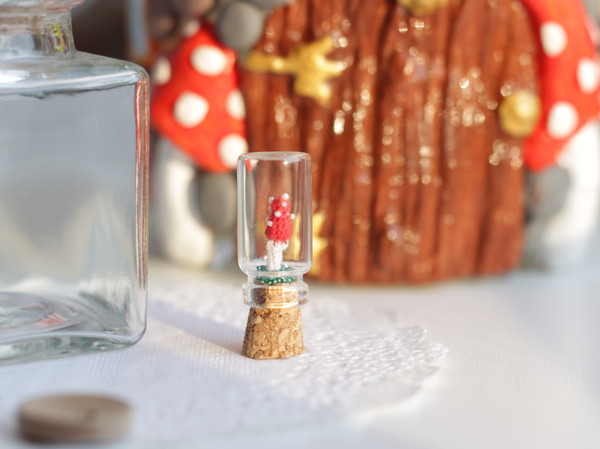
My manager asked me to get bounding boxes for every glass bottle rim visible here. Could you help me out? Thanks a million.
[0,0,84,11]
[239,151,311,162]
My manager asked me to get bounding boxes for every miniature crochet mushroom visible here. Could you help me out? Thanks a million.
[518,0,600,171]
[265,193,295,271]
[150,24,247,172]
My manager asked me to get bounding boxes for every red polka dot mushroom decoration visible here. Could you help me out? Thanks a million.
[517,0,600,171]
[150,24,247,172]
[265,193,295,271]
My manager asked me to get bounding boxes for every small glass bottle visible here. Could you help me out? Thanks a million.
[238,152,311,359]
[0,0,148,363]
[237,152,311,308]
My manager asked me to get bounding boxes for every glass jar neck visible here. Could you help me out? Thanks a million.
[0,9,75,57]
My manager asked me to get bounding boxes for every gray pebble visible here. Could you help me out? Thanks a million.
[182,0,216,16]
[525,165,571,221]
[217,1,266,53]
[248,0,293,10]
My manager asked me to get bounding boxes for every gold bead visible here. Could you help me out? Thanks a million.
[397,0,450,16]
[498,89,541,138]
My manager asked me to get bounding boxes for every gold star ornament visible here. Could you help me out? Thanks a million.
[244,36,347,105]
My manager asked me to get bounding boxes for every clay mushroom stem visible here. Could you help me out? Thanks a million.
[265,193,295,271]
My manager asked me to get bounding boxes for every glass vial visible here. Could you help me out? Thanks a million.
[0,0,149,363]
[237,152,311,308]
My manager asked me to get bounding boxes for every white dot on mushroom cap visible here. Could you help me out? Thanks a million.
[152,57,171,85]
[173,92,209,128]
[218,134,248,169]
[281,201,287,207]
[540,22,567,57]
[181,20,200,38]
[275,211,282,217]
[267,220,273,226]
[547,102,579,138]
[191,46,228,76]
[282,193,289,200]
[227,90,246,119]
[577,58,600,93]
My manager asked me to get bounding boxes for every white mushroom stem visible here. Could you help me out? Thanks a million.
[266,240,288,271]
[524,121,600,268]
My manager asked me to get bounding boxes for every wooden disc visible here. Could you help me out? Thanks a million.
[19,395,131,443]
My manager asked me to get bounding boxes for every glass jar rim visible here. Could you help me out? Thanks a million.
[0,0,84,11]
[239,151,311,162]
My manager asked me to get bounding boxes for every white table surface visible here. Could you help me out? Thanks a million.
[2,238,600,449]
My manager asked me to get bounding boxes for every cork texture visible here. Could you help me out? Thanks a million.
[242,307,304,359]
[252,285,299,308]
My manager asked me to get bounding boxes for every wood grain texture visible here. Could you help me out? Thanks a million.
[241,0,538,283]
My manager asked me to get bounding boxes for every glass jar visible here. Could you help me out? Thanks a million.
[0,0,148,363]
[237,152,312,308]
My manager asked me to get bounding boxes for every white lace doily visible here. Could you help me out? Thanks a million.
[145,278,448,438]
[1,277,447,442]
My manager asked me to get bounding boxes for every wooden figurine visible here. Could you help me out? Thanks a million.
[139,0,600,280]
[239,0,600,281]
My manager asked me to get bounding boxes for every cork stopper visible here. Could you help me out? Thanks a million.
[242,286,304,359]
[251,284,299,308]
[241,307,304,359]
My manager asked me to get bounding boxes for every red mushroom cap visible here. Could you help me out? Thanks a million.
[520,0,600,171]
[150,23,247,172]
[265,195,293,243]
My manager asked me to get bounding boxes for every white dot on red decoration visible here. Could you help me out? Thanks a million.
[181,20,200,37]
[191,46,228,76]
[218,134,248,168]
[173,92,209,128]
[577,58,600,93]
[547,102,579,138]
[152,57,171,85]
[281,201,287,207]
[275,211,282,217]
[540,22,567,57]
[267,220,273,226]
[226,90,246,119]
[282,193,289,200]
